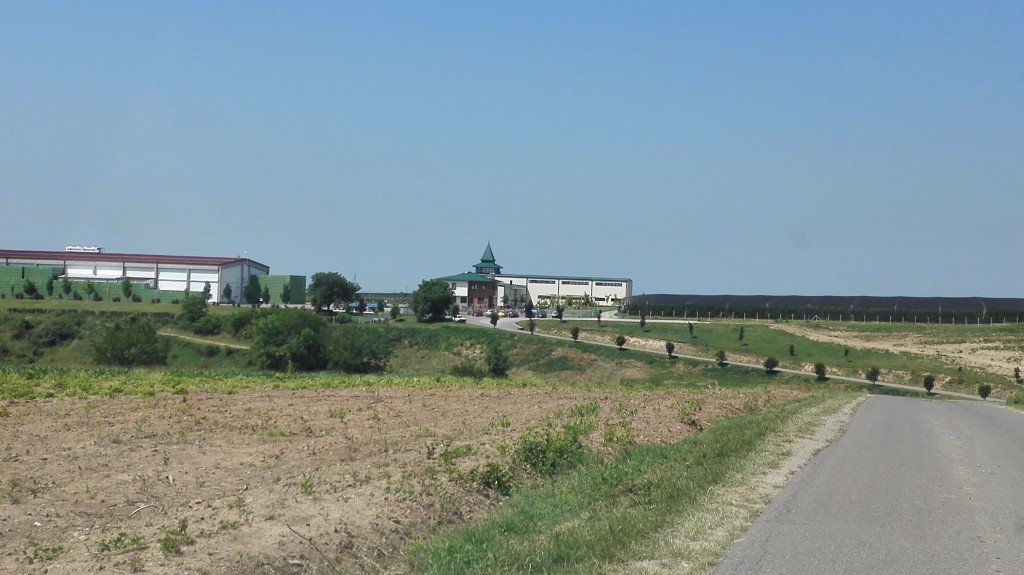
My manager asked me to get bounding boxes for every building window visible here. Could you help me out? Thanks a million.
[451,282,457,289]
[528,279,556,284]
[595,281,623,287]
[461,297,467,303]
[561,280,588,285]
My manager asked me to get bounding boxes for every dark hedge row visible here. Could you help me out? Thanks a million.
[624,294,1024,323]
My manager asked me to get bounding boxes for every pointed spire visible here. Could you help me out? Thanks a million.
[473,242,502,275]
[480,242,496,264]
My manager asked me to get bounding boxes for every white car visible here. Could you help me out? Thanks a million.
[451,315,467,323]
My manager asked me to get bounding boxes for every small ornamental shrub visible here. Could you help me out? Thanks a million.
[570,326,580,342]
[923,374,936,394]
[866,367,881,385]
[666,341,675,358]
[763,357,779,373]
[715,349,727,366]
[615,335,627,350]
[814,363,827,381]
[978,383,992,400]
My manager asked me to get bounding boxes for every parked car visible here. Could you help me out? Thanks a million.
[497,309,508,318]
[471,309,484,317]
[507,310,519,318]
[534,309,548,318]
[484,309,496,317]
[451,315,466,323]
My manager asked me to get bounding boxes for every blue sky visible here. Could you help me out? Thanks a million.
[2,2,1021,297]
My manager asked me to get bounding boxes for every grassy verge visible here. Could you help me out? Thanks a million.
[533,320,1014,396]
[406,391,858,574]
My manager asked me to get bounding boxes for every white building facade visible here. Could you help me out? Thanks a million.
[0,249,269,302]
[495,273,633,306]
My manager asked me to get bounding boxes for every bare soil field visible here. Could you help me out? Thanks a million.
[769,324,1024,378]
[0,385,794,574]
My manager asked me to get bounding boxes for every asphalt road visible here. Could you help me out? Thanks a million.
[713,396,1024,575]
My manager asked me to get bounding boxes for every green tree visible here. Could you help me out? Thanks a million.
[814,363,828,381]
[411,279,455,322]
[528,319,536,334]
[308,272,360,312]
[91,316,169,366]
[490,312,499,328]
[738,326,745,344]
[121,277,133,299]
[570,326,580,342]
[666,341,675,358]
[261,285,271,306]
[202,281,212,302]
[596,309,602,326]
[716,350,727,366]
[222,283,233,303]
[23,279,38,297]
[486,345,510,377]
[615,335,627,350]
[555,305,565,322]
[179,292,208,326]
[45,276,55,297]
[243,275,262,306]
[978,383,992,400]
[639,313,647,329]
[389,305,401,321]
[82,280,96,296]
[249,309,329,371]
[788,344,795,356]
[923,374,935,394]
[865,366,881,385]
[450,303,461,318]
[281,284,292,305]
[763,356,780,373]
[687,322,694,338]
[62,278,73,296]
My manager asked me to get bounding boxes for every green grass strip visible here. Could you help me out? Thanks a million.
[407,393,844,574]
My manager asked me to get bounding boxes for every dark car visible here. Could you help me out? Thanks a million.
[534,309,548,318]
[471,309,484,317]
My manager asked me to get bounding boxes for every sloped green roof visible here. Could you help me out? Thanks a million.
[437,272,496,283]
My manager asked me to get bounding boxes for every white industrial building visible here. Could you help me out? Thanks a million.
[0,248,269,302]
[496,273,633,305]
[459,243,633,307]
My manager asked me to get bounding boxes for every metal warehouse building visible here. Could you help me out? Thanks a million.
[0,248,302,304]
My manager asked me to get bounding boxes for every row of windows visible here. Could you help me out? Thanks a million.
[528,279,556,284]
[561,280,589,285]
[595,281,623,287]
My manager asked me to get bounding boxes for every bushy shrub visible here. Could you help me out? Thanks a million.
[31,315,82,347]
[763,357,780,373]
[978,383,992,400]
[192,315,222,336]
[486,345,510,377]
[72,292,83,301]
[329,325,394,374]
[249,309,330,371]
[92,316,169,366]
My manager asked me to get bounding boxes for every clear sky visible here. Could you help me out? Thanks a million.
[2,2,1021,297]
